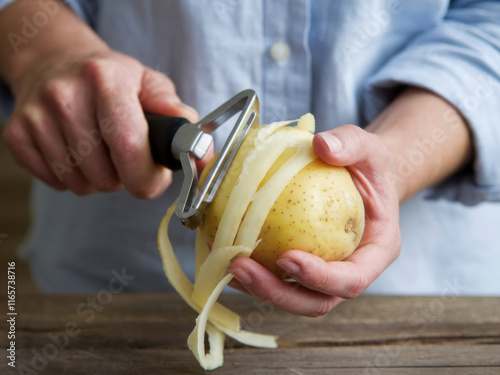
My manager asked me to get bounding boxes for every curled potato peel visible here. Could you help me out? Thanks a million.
[157,114,365,370]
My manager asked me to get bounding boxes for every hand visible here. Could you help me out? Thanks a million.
[228,125,401,317]
[2,48,199,198]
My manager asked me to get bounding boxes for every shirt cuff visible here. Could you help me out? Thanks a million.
[362,24,500,205]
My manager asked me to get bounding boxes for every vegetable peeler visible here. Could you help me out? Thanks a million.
[147,89,259,230]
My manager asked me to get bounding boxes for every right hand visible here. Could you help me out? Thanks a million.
[2,48,199,198]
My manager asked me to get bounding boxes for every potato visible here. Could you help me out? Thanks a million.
[251,159,364,277]
[158,115,365,369]
[199,119,365,278]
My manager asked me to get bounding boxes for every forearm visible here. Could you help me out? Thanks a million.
[366,87,473,202]
[0,0,108,92]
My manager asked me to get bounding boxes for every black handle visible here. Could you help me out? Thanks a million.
[146,113,190,171]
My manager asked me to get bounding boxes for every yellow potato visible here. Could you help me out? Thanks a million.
[159,115,365,370]
[199,122,365,278]
[251,158,364,277]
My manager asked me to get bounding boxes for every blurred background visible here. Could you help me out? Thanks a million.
[0,122,39,298]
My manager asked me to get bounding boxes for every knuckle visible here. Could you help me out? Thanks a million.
[22,103,49,134]
[346,124,366,148]
[313,271,331,293]
[308,298,336,318]
[298,257,331,292]
[112,132,143,161]
[3,120,27,151]
[41,79,75,109]
[128,172,172,199]
[344,274,368,299]
[125,166,171,199]
[265,287,288,308]
[337,124,366,150]
[340,123,363,137]
[93,173,120,192]
[143,68,175,92]
[82,58,118,94]
[71,185,95,196]
[129,184,162,200]
[343,123,362,133]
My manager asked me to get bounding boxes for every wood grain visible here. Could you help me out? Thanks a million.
[1,293,499,374]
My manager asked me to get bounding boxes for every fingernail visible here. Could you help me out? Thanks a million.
[229,268,253,286]
[320,133,342,153]
[276,259,300,275]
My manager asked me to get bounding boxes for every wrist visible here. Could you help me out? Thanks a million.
[8,44,109,95]
[371,131,411,203]
[0,0,108,94]
[365,87,472,203]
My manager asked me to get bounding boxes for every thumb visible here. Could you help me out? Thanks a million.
[195,140,214,174]
[313,124,384,169]
[139,68,199,123]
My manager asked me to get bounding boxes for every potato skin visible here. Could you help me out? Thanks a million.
[250,159,364,278]
[199,132,365,279]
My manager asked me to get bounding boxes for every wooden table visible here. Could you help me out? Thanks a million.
[3,293,500,374]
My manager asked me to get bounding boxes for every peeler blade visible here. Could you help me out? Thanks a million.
[175,89,259,230]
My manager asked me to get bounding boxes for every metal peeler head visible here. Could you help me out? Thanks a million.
[173,89,259,230]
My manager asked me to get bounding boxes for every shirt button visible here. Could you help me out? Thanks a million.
[270,40,291,64]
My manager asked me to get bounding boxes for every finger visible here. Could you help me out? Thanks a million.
[19,105,95,194]
[139,68,199,123]
[3,118,66,190]
[277,239,400,300]
[313,124,388,169]
[140,67,207,171]
[85,59,171,199]
[229,257,343,317]
[43,78,122,192]
[140,68,209,181]
[196,140,214,172]
[227,278,251,295]
[313,125,398,212]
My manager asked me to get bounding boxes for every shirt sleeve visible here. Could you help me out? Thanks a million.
[0,0,100,123]
[64,0,101,29]
[0,0,13,11]
[362,0,500,206]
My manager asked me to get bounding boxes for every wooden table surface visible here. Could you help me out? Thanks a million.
[2,293,499,374]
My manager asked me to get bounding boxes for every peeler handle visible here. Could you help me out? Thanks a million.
[146,113,189,171]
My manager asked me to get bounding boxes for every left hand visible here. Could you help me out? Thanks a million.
[228,124,401,317]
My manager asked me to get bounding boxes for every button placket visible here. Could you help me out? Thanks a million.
[270,39,291,65]
[262,0,312,124]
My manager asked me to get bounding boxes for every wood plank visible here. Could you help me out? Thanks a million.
[2,294,499,373]
[9,346,500,374]
[11,294,500,344]
[12,294,500,325]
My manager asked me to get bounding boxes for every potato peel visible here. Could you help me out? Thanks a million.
[157,203,240,331]
[157,114,358,370]
[235,146,316,248]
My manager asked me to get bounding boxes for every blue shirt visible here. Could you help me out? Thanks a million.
[1,0,500,295]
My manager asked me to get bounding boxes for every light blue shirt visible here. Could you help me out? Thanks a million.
[1,0,499,295]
